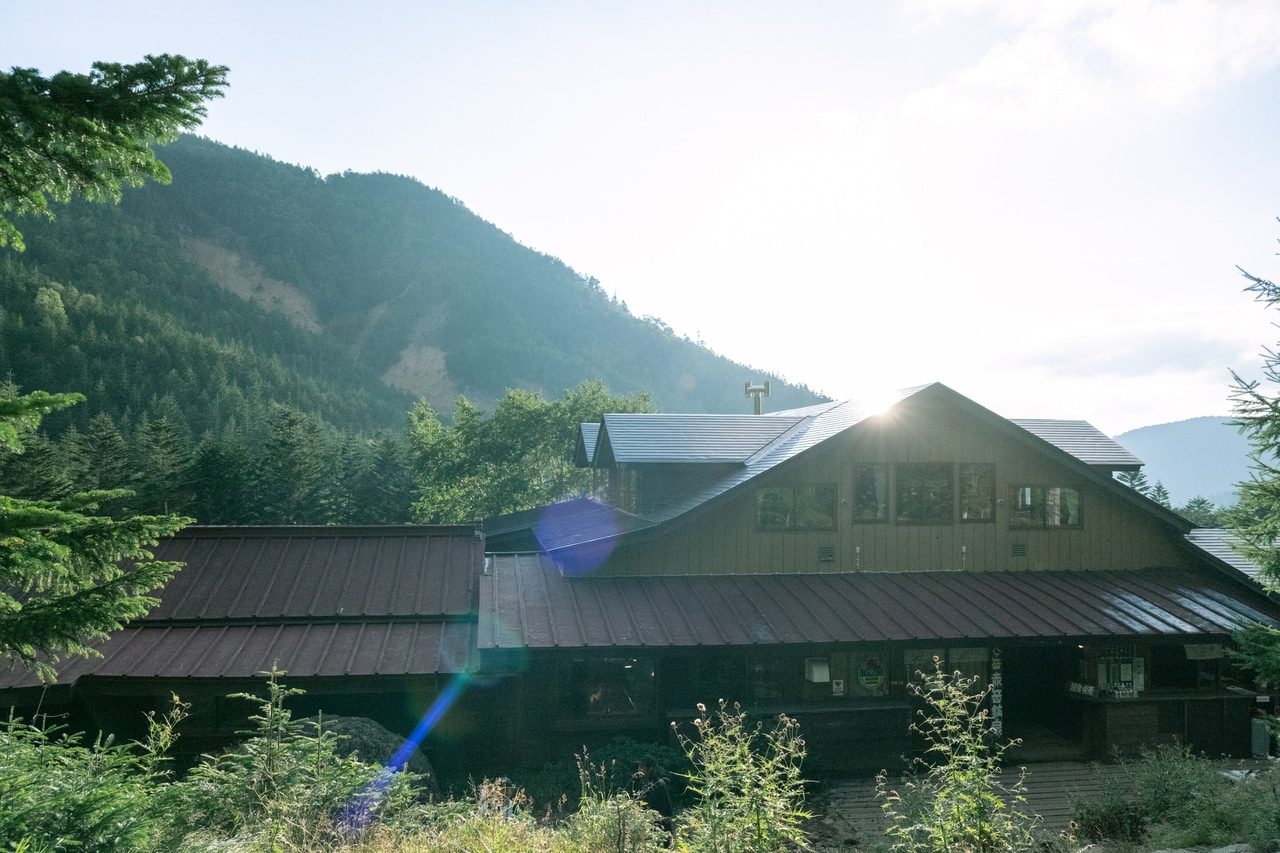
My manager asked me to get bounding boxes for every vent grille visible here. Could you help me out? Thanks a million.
[1011,543,1027,557]
[818,546,835,562]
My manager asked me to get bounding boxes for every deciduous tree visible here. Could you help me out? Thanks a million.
[409,381,656,523]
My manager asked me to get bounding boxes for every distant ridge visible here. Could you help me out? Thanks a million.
[1115,416,1249,507]
[1,135,825,437]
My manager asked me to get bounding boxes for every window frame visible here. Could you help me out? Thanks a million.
[852,463,889,523]
[959,463,996,522]
[756,483,838,531]
[1008,484,1083,529]
[894,462,955,525]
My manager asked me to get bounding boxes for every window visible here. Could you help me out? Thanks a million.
[959,463,995,521]
[757,484,837,530]
[853,464,888,521]
[1009,485,1082,528]
[581,657,656,716]
[895,463,953,524]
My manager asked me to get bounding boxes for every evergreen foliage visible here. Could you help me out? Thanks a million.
[0,54,227,250]
[1116,468,1151,495]
[1229,249,1280,588]
[0,388,190,681]
[169,670,420,848]
[4,133,823,438]
[1176,495,1223,527]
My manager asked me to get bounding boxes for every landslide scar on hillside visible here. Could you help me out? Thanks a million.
[183,238,323,334]
[382,344,459,406]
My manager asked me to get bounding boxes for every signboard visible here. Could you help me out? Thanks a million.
[858,657,886,690]
[991,648,1003,736]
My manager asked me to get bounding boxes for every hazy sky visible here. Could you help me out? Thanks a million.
[6,1,1280,434]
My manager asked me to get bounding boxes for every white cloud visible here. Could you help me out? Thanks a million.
[901,0,1280,122]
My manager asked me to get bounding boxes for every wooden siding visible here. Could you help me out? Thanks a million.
[597,396,1193,577]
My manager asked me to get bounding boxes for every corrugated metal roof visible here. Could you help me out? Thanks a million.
[1186,529,1262,580]
[0,526,482,689]
[639,388,925,526]
[574,423,601,467]
[142,526,477,621]
[1011,419,1143,470]
[479,553,1279,649]
[596,413,808,464]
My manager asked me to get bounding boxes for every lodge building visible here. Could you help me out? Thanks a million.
[3,383,1278,772]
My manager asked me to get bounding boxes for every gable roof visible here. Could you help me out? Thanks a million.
[480,553,1279,650]
[573,422,601,466]
[523,383,1184,561]
[1010,419,1143,472]
[593,413,808,464]
[0,525,483,690]
[1186,528,1264,580]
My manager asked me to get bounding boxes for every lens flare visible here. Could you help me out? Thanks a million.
[340,670,472,830]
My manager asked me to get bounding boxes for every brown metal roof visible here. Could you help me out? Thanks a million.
[0,526,482,689]
[479,554,1280,650]
[144,526,478,620]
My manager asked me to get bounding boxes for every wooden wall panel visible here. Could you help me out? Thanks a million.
[595,398,1196,577]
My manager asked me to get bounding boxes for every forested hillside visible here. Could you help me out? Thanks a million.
[2,134,821,442]
[0,135,821,524]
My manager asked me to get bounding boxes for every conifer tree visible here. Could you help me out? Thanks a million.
[1228,250,1280,588]
[253,404,328,523]
[1116,468,1151,496]
[188,426,253,524]
[0,388,189,680]
[1,54,228,250]
[354,432,415,524]
[1178,496,1221,527]
[1225,233,1280,691]
[65,411,134,495]
[134,404,194,515]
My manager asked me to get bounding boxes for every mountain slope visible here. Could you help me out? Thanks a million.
[2,135,823,436]
[1115,416,1250,507]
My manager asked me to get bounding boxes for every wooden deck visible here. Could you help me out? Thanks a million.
[808,758,1276,850]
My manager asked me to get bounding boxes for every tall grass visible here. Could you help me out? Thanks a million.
[0,677,812,853]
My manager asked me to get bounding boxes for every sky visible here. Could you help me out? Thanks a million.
[5,0,1280,435]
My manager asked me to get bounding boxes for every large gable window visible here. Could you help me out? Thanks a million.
[895,463,953,524]
[1009,485,1082,528]
[757,484,837,530]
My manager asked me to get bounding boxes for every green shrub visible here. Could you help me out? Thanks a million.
[877,658,1039,853]
[588,735,689,803]
[1070,785,1146,844]
[559,757,666,853]
[1237,766,1280,848]
[1128,741,1225,827]
[673,700,811,853]
[0,698,184,853]
[165,669,420,850]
